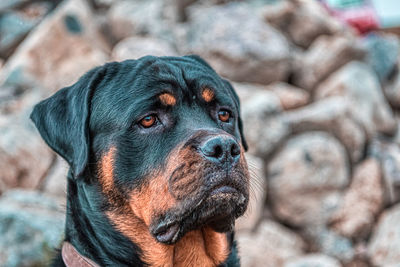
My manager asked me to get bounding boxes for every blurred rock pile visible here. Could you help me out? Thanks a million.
[0,0,399,266]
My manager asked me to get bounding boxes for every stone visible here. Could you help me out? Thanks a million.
[329,158,384,239]
[369,138,400,204]
[292,35,365,90]
[368,204,400,266]
[315,61,396,137]
[0,90,54,194]
[40,156,68,199]
[268,132,350,227]
[0,189,64,267]
[235,154,266,232]
[186,3,291,84]
[306,227,354,263]
[108,0,176,43]
[362,32,399,83]
[235,83,290,159]
[237,220,305,267]
[284,254,341,267]
[0,0,109,93]
[282,97,366,163]
[268,82,309,110]
[384,65,400,108]
[112,36,178,61]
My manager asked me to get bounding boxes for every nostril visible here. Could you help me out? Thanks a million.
[231,143,240,157]
[213,144,223,159]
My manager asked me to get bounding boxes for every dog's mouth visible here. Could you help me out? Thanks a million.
[150,184,248,244]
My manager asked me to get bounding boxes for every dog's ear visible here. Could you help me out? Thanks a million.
[30,66,105,179]
[223,79,248,151]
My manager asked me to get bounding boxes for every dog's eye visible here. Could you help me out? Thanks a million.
[139,115,157,128]
[218,110,230,122]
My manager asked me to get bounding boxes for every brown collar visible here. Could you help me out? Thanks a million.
[62,242,100,267]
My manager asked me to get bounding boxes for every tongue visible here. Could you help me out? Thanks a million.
[155,224,180,244]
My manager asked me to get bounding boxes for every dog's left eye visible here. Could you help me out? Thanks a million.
[139,115,157,128]
[218,110,230,122]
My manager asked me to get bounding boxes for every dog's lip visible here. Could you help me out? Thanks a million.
[209,185,238,196]
[152,222,180,244]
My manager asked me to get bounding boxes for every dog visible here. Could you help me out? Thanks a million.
[31,55,250,267]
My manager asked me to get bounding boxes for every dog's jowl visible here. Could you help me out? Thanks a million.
[31,55,249,267]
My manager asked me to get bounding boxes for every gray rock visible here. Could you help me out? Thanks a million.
[315,61,396,137]
[329,158,384,239]
[268,132,350,227]
[284,254,342,267]
[0,90,54,194]
[235,154,266,232]
[282,97,366,163]
[362,33,399,82]
[306,227,354,263]
[186,3,291,84]
[0,0,110,93]
[112,36,178,61]
[0,189,65,267]
[384,62,400,108]
[40,156,68,199]
[292,35,365,90]
[268,82,310,110]
[368,204,400,266]
[369,138,400,204]
[108,0,177,43]
[237,220,305,267]
[236,83,290,159]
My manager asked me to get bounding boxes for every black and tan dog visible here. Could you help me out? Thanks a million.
[31,55,249,266]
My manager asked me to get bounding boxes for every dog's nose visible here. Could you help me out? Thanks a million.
[200,135,240,165]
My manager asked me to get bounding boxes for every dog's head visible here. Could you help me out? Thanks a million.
[31,55,249,245]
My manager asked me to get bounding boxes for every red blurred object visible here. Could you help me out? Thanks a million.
[322,1,380,34]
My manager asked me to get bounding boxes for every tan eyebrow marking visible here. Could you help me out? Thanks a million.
[159,93,176,106]
[202,88,214,102]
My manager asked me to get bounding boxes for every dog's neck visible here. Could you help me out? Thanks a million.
[63,177,233,267]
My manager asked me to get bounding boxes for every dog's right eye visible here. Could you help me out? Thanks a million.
[139,115,157,128]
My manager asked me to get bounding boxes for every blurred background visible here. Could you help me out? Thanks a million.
[0,0,400,266]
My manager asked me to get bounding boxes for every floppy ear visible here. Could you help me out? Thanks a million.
[30,66,105,179]
[223,79,248,151]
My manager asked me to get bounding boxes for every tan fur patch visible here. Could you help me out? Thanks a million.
[159,93,176,106]
[202,88,214,102]
[99,146,116,194]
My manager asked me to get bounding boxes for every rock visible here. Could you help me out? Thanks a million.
[306,227,354,263]
[186,3,291,84]
[0,3,50,58]
[0,189,64,267]
[40,156,68,199]
[292,35,365,90]
[268,132,350,227]
[369,138,400,204]
[368,204,400,266]
[0,0,109,93]
[108,0,176,43]
[268,82,309,110]
[0,90,54,194]
[237,220,305,267]
[362,32,399,83]
[329,158,384,239]
[282,97,366,163]
[112,36,178,61]
[262,0,346,49]
[235,154,266,232]
[384,65,400,108]
[315,61,396,136]
[236,83,290,159]
[284,254,341,267]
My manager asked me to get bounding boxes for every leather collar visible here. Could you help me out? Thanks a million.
[62,242,100,267]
